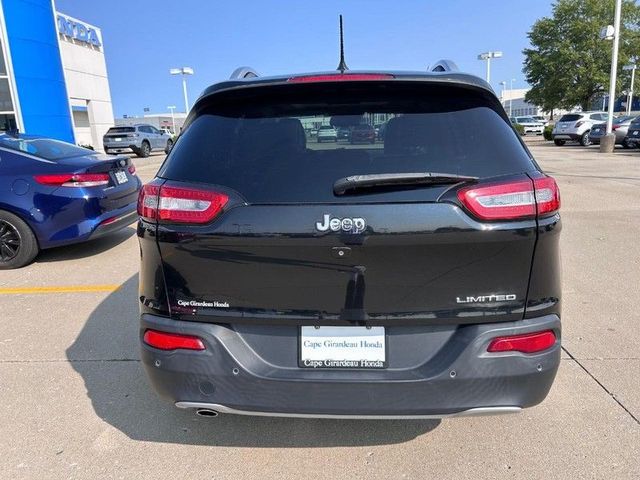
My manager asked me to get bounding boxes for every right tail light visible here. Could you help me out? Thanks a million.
[457,176,560,221]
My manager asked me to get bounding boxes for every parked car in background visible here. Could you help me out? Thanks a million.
[625,118,640,148]
[532,115,550,126]
[317,125,338,142]
[349,123,376,143]
[137,68,561,419]
[336,127,351,140]
[0,134,140,268]
[103,124,174,157]
[552,111,609,146]
[589,115,638,148]
[511,116,544,135]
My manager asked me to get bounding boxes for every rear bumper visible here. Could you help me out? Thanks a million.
[140,313,561,418]
[552,133,581,141]
[104,143,138,153]
[89,209,138,240]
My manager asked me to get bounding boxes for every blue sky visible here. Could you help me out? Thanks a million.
[56,0,553,117]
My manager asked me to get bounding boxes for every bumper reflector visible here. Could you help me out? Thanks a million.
[143,329,205,351]
[487,330,556,354]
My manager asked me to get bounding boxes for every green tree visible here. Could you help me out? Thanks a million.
[523,0,640,114]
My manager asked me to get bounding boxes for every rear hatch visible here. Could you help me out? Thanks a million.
[104,126,136,142]
[149,80,544,326]
[555,113,583,132]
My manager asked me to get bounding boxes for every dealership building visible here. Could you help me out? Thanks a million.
[0,0,114,150]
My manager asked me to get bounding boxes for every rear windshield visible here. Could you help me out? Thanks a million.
[160,83,535,203]
[106,127,135,134]
[558,114,582,122]
[0,136,93,160]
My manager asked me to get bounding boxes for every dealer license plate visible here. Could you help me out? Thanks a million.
[299,326,386,369]
[115,170,128,184]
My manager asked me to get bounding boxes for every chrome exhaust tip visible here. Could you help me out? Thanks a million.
[196,408,219,418]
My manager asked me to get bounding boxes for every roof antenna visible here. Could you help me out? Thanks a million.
[337,15,348,72]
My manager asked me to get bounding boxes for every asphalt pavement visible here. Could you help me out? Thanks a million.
[1,143,638,479]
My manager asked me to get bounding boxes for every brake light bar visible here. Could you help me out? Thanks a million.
[457,176,560,221]
[34,173,110,187]
[487,330,556,354]
[137,183,229,224]
[143,329,205,351]
[288,73,395,83]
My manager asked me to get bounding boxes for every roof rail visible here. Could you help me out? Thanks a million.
[430,60,459,73]
[230,67,259,80]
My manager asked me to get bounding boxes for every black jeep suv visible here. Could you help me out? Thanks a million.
[137,67,561,419]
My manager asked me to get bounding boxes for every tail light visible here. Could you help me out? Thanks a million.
[143,329,205,351]
[288,73,395,83]
[457,176,560,221]
[128,165,136,175]
[612,125,620,130]
[137,183,228,224]
[34,173,110,187]
[575,121,585,128]
[487,330,556,354]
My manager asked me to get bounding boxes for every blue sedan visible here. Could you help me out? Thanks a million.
[0,134,141,269]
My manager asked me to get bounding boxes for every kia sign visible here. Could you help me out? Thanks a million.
[56,15,101,48]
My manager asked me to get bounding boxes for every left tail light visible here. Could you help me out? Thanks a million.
[457,176,560,221]
[34,173,110,187]
[137,183,228,224]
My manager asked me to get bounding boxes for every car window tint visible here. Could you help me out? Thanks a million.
[107,127,134,134]
[159,83,535,204]
[0,136,93,160]
[558,114,582,122]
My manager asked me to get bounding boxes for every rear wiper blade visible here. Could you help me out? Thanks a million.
[333,172,479,196]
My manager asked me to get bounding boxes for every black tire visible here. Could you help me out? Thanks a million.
[622,138,631,149]
[137,140,151,158]
[554,139,566,146]
[0,210,39,269]
[580,131,591,147]
[164,139,174,154]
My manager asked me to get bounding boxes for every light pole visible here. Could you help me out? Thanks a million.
[623,64,636,115]
[167,105,177,135]
[600,0,622,154]
[477,51,503,84]
[509,78,516,117]
[170,67,194,113]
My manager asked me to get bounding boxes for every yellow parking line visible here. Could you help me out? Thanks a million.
[0,284,121,295]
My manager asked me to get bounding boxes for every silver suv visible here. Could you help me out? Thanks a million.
[552,111,609,146]
[103,124,174,157]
